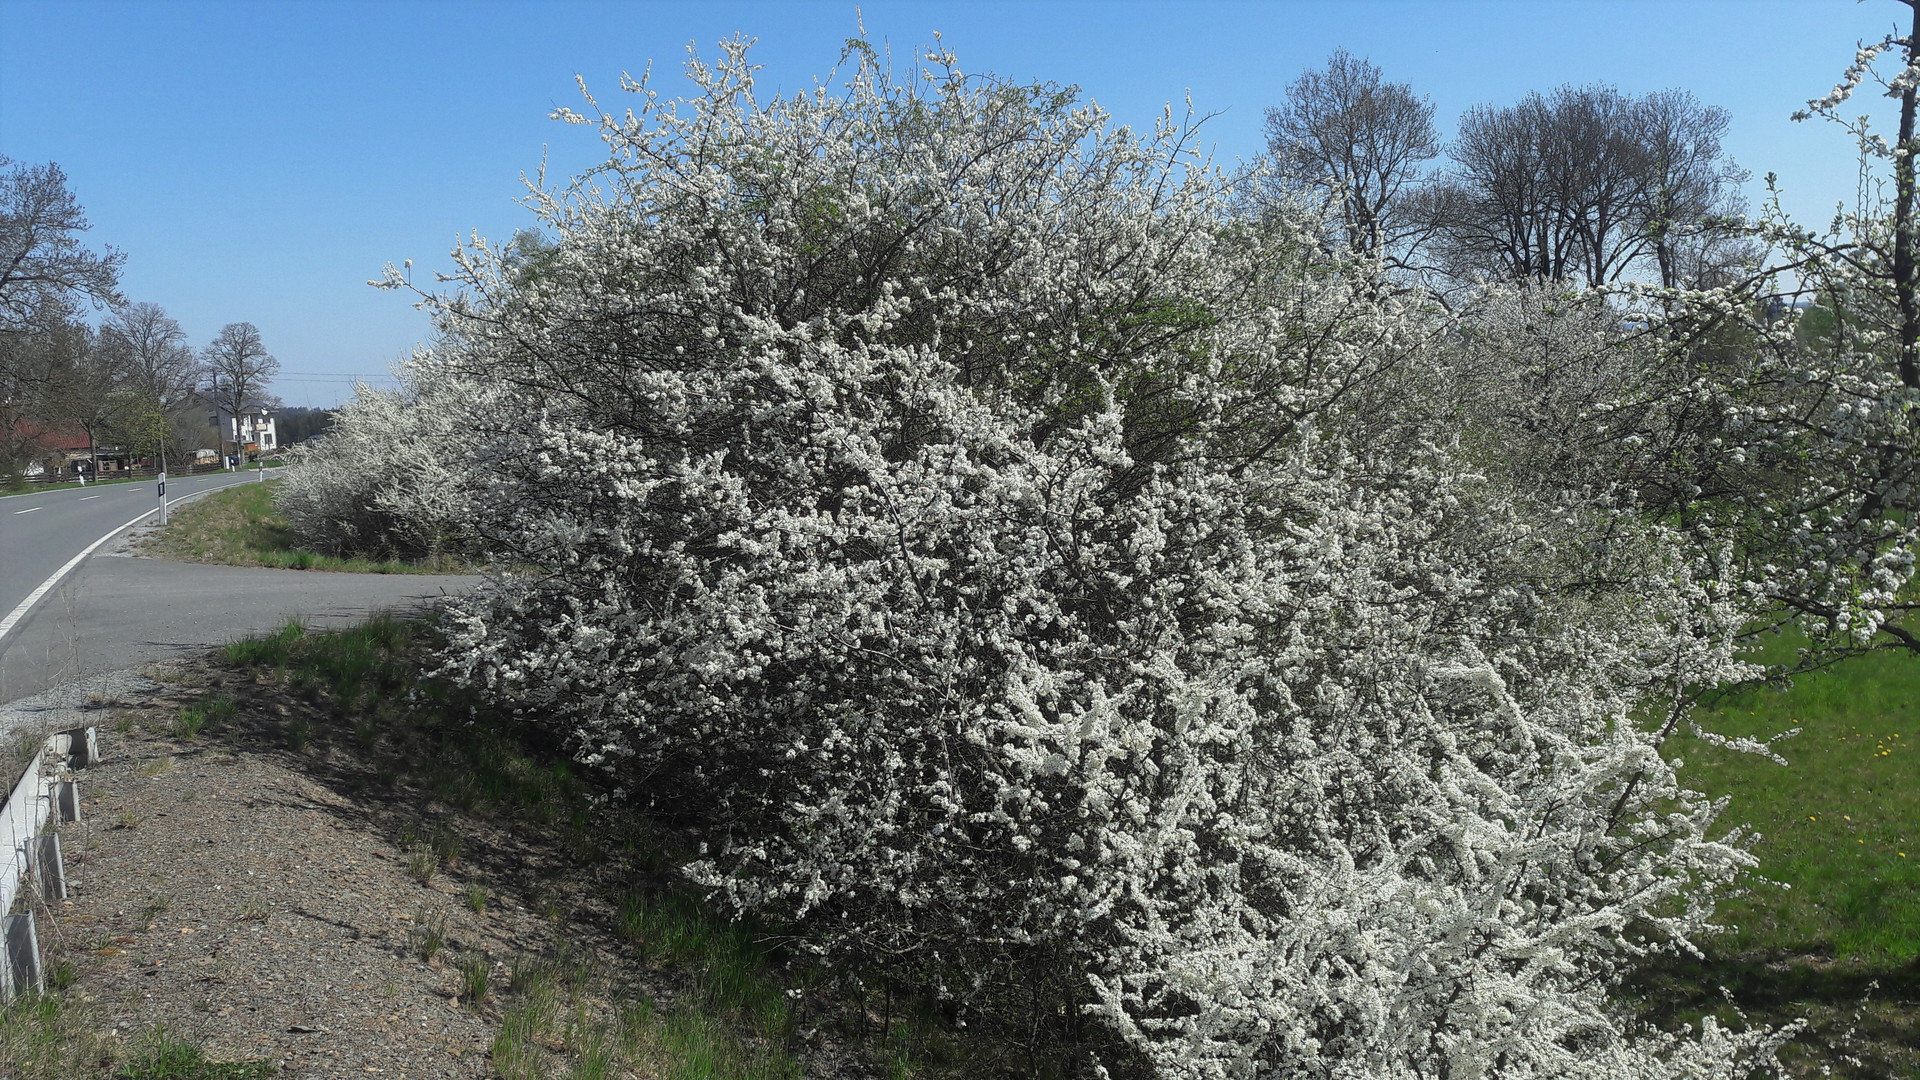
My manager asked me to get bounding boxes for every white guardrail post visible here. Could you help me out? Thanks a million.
[0,726,96,1000]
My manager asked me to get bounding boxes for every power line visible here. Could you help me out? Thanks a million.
[275,370,401,378]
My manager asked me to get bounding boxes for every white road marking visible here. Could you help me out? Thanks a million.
[0,477,272,649]
[0,507,157,647]
[78,495,101,501]
[10,507,40,515]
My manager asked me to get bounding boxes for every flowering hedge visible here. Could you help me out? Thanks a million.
[300,40,1807,1077]
[276,373,488,562]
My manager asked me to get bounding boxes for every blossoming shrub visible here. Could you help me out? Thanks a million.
[362,41,1792,1077]
[1438,270,1920,665]
[276,374,486,561]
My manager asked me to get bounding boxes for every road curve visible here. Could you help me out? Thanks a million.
[0,470,484,705]
[0,555,484,704]
[0,470,271,632]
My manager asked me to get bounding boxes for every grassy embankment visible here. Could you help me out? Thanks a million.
[138,482,463,574]
[1634,632,1920,1078]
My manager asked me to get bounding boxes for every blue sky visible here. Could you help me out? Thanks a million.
[0,0,1902,407]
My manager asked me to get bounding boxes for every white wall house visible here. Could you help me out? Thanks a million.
[229,409,277,454]
[200,395,277,458]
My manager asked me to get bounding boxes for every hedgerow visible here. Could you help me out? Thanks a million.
[296,38,1813,1077]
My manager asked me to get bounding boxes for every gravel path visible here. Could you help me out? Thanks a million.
[41,662,610,1077]
[17,639,887,1080]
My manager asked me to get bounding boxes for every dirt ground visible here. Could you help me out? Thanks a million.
[39,658,645,1078]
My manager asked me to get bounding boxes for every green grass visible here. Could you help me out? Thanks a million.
[407,905,448,962]
[113,1028,275,1078]
[617,890,789,1027]
[0,992,115,1078]
[1632,633,1920,1077]
[140,483,462,574]
[170,695,234,740]
[488,947,798,1080]
[1679,644,1920,964]
[636,1004,799,1080]
[457,950,492,1007]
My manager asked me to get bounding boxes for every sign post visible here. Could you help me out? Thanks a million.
[156,471,167,526]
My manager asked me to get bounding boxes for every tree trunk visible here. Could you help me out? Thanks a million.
[1895,1,1920,386]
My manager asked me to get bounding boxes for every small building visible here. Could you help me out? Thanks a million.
[229,409,277,456]
[5,422,99,479]
[193,393,278,459]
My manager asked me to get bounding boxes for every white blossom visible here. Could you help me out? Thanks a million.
[304,38,1801,1078]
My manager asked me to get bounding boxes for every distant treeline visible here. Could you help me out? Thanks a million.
[276,406,334,446]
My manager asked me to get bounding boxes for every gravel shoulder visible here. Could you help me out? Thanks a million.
[36,645,668,1078]
[12,622,995,1079]
[59,728,497,1075]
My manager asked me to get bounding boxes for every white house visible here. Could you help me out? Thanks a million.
[229,409,277,454]
[197,393,277,458]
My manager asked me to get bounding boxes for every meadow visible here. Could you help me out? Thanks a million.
[1641,634,1920,1076]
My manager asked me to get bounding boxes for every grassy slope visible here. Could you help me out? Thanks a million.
[206,621,1056,1078]
[1638,639,1920,1078]
[1683,646,1919,963]
[138,483,461,574]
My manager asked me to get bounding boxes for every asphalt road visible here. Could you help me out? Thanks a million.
[0,554,483,703]
[0,469,269,624]
[0,469,484,705]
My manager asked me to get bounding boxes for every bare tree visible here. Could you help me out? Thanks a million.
[1263,49,1439,261]
[1633,89,1751,288]
[36,319,119,477]
[0,157,123,336]
[1890,0,1919,383]
[1436,91,1581,282]
[201,321,277,460]
[1430,85,1747,288]
[0,312,85,477]
[100,302,197,407]
[99,302,205,472]
[1788,0,1920,386]
[0,158,124,475]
